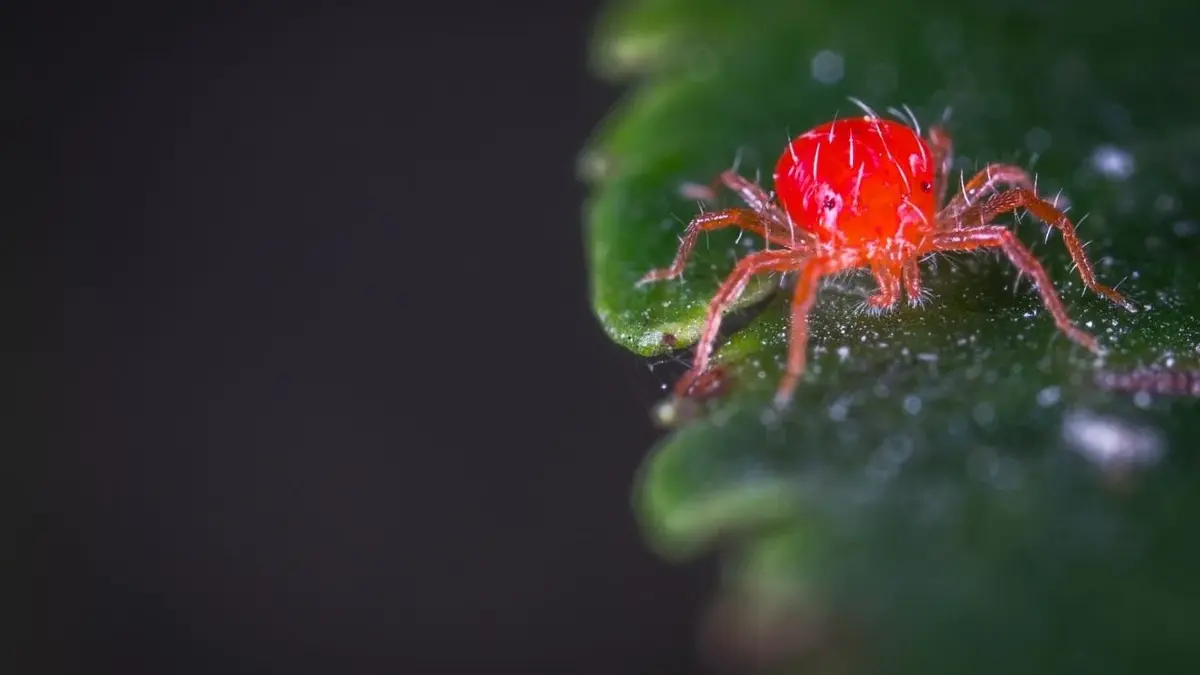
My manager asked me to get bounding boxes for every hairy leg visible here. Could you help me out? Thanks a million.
[673,250,809,396]
[720,170,774,212]
[950,188,1135,311]
[866,263,903,310]
[717,170,806,247]
[679,169,798,243]
[680,169,772,208]
[638,208,771,285]
[901,257,924,305]
[927,125,955,209]
[775,259,830,407]
[938,164,1034,223]
[928,227,1102,353]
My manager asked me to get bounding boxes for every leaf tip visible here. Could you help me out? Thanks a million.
[634,428,804,560]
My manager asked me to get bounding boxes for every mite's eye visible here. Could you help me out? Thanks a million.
[920,181,933,193]
[822,196,837,210]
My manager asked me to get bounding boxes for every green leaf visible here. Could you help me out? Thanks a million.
[583,0,1200,672]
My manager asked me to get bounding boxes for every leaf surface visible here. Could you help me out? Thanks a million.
[583,0,1200,672]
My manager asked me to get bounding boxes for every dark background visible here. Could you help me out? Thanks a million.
[31,2,713,673]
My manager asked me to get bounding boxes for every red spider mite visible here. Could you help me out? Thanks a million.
[653,365,735,427]
[638,103,1138,408]
[681,364,733,402]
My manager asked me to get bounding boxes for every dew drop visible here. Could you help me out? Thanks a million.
[972,402,996,426]
[966,446,1000,482]
[1061,409,1164,471]
[1172,220,1198,237]
[1155,193,1180,214]
[1036,386,1062,407]
[992,456,1024,491]
[903,395,922,415]
[829,396,851,422]
[1089,144,1136,181]
[810,50,845,85]
[1024,127,1052,154]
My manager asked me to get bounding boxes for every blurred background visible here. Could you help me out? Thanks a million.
[31,1,715,673]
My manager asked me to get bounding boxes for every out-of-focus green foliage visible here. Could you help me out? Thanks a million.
[582,0,1200,672]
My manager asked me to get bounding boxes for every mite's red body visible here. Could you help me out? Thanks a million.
[639,112,1136,408]
[775,117,937,251]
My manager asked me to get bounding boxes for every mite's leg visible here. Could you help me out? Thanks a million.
[679,178,722,203]
[938,164,1034,223]
[717,170,801,245]
[680,168,774,211]
[679,166,771,206]
[1095,368,1200,397]
[865,264,903,311]
[951,188,1135,311]
[719,170,774,213]
[673,250,806,396]
[928,227,1102,353]
[927,125,955,209]
[718,169,810,251]
[902,257,926,306]
[774,259,830,408]
[680,169,792,242]
[638,208,770,285]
